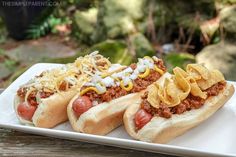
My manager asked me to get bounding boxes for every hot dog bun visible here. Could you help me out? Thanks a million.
[67,91,144,135]
[14,52,112,128]
[14,89,77,128]
[67,73,170,135]
[123,82,234,143]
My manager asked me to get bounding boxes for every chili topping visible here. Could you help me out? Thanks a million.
[80,56,166,103]
[134,64,226,130]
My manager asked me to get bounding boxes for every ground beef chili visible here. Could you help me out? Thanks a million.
[17,88,53,106]
[27,91,38,106]
[59,81,73,91]
[40,91,53,99]
[16,78,72,106]
[141,92,172,118]
[206,81,226,96]
[140,81,226,119]
[82,60,166,103]
[17,87,27,99]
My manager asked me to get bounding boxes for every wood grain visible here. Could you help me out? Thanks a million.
[0,128,179,157]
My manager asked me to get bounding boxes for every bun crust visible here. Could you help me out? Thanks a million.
[123,83,235,143]
[14,89,77,128]
[67,91,144,135]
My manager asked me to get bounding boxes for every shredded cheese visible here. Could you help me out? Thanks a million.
[21,51,111,102]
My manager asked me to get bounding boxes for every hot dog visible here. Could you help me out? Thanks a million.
[14,52,111,128]
[123,64,235,143]
[67,56,168,135]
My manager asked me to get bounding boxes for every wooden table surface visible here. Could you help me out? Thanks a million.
[0,89,178,157]
[0,128,180,157]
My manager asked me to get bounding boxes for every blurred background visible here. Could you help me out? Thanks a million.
[0,0,236,88]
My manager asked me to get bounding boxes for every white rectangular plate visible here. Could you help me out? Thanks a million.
[0,63,236,157]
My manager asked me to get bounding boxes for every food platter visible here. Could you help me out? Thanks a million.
[0,63,236,157]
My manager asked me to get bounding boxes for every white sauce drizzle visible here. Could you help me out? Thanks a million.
[86,57,159,93]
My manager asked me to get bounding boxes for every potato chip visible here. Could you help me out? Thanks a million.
[157,79,175,106]
[146,64,224,109]
[157,78,189,107]
[188,77,207,99]
[186,64,210,80]
[187,64,225,90]
[173,67,191,100]
[147,84,160,108]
